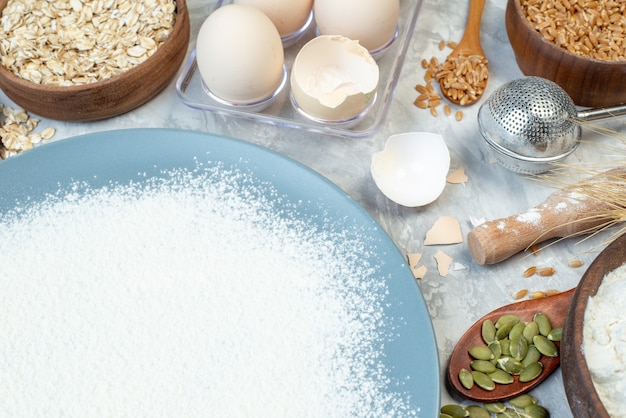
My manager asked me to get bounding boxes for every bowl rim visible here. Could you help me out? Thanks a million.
[561,232,626,418]
[0,0,188,93]
[508,0,626,67]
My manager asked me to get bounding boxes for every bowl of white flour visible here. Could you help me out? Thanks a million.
[562,232,626,418]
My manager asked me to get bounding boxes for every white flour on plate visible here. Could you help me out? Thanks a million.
[0,166,418,417]
[583,262,626,417]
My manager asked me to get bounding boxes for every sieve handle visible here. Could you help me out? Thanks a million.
[577,104,626,122]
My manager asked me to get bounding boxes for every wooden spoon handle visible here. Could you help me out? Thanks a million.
[467,191,610,265]
[455,0,486,55]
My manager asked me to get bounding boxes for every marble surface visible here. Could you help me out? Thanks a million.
[2,0,625,416]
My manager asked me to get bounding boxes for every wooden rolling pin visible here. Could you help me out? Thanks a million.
[468,168,625,265]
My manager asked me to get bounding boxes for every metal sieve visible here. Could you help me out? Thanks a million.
[477,76,626,173]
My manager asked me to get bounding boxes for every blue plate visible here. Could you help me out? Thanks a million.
[0,128,439,415]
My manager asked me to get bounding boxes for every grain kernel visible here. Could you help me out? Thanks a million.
[537,267,556,277]
[568,260,584,268]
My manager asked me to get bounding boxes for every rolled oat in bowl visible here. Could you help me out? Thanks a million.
[0,0,176,86]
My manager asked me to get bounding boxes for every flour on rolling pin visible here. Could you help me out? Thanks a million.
[468,167,625,265]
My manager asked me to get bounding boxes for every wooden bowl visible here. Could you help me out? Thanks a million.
[0,0,190,122]
[561,232,626,418]
[505,0,626,107]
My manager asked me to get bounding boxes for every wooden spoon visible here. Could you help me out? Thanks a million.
[447,288,574,402]
[438,0,488,105]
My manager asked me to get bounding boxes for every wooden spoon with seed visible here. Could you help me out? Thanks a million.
[447,289,574,402]
[438,0,489,105]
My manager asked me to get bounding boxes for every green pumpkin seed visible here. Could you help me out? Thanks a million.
[483,402,506,413]
[458,368,474,390]
[440,414,454,418]
[471,370,495,391]
[533,313,552,336]
[500,339,511,356]
[519,361,543,382]
[509,394,537,408]
[488,341,502,359]
[524,404,550,418]
[547,327,562,342]
[466,405,491,418]
[441,404,469,418]
[533,334,559,357]
[496,408,523,418]
[488,368,514,384]
[495,314,520,329]
[469,345,495,360]
[522,321,539,344]
[497,357,524,375]
[521,345,542,367]
[495,320,516,340]
[508,321,527,341]
[471,359,497,373]
[482,319,496,344]
[509,335,529,361]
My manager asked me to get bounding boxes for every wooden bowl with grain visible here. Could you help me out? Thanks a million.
[0,0,189,122]
[505,0,626,107]
[561,232,626,418]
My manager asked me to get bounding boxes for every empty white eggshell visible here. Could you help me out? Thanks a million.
[195,4,285,105]
[313,0,400,53]
[290,35,379,123]
[233,0,313,38]
[371,132,451,207]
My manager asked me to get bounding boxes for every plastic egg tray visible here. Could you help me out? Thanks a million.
[176,0,423,139]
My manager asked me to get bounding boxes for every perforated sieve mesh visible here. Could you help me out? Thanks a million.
[477,76,581,160]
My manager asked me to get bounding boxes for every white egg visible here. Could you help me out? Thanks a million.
[371,132,451,207]
[290,35,379,123]
[234,0,313,37]
[314,0,400,53]
[196,4,285,105]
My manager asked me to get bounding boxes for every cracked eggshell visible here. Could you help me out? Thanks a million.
[290,35,379,122]
[371,132,451,207]
[234,0,313,37]
[196,4,284,104]
[313,0,400,52]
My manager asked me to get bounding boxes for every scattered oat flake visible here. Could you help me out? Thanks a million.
[523,266,537,277]
[545,289,560,296]
[514,289,529,300]
[434,250,453,277]
[446,166,468,184]
[0,103,55,158]
[424,216,463,245]
[530,291,547,299]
